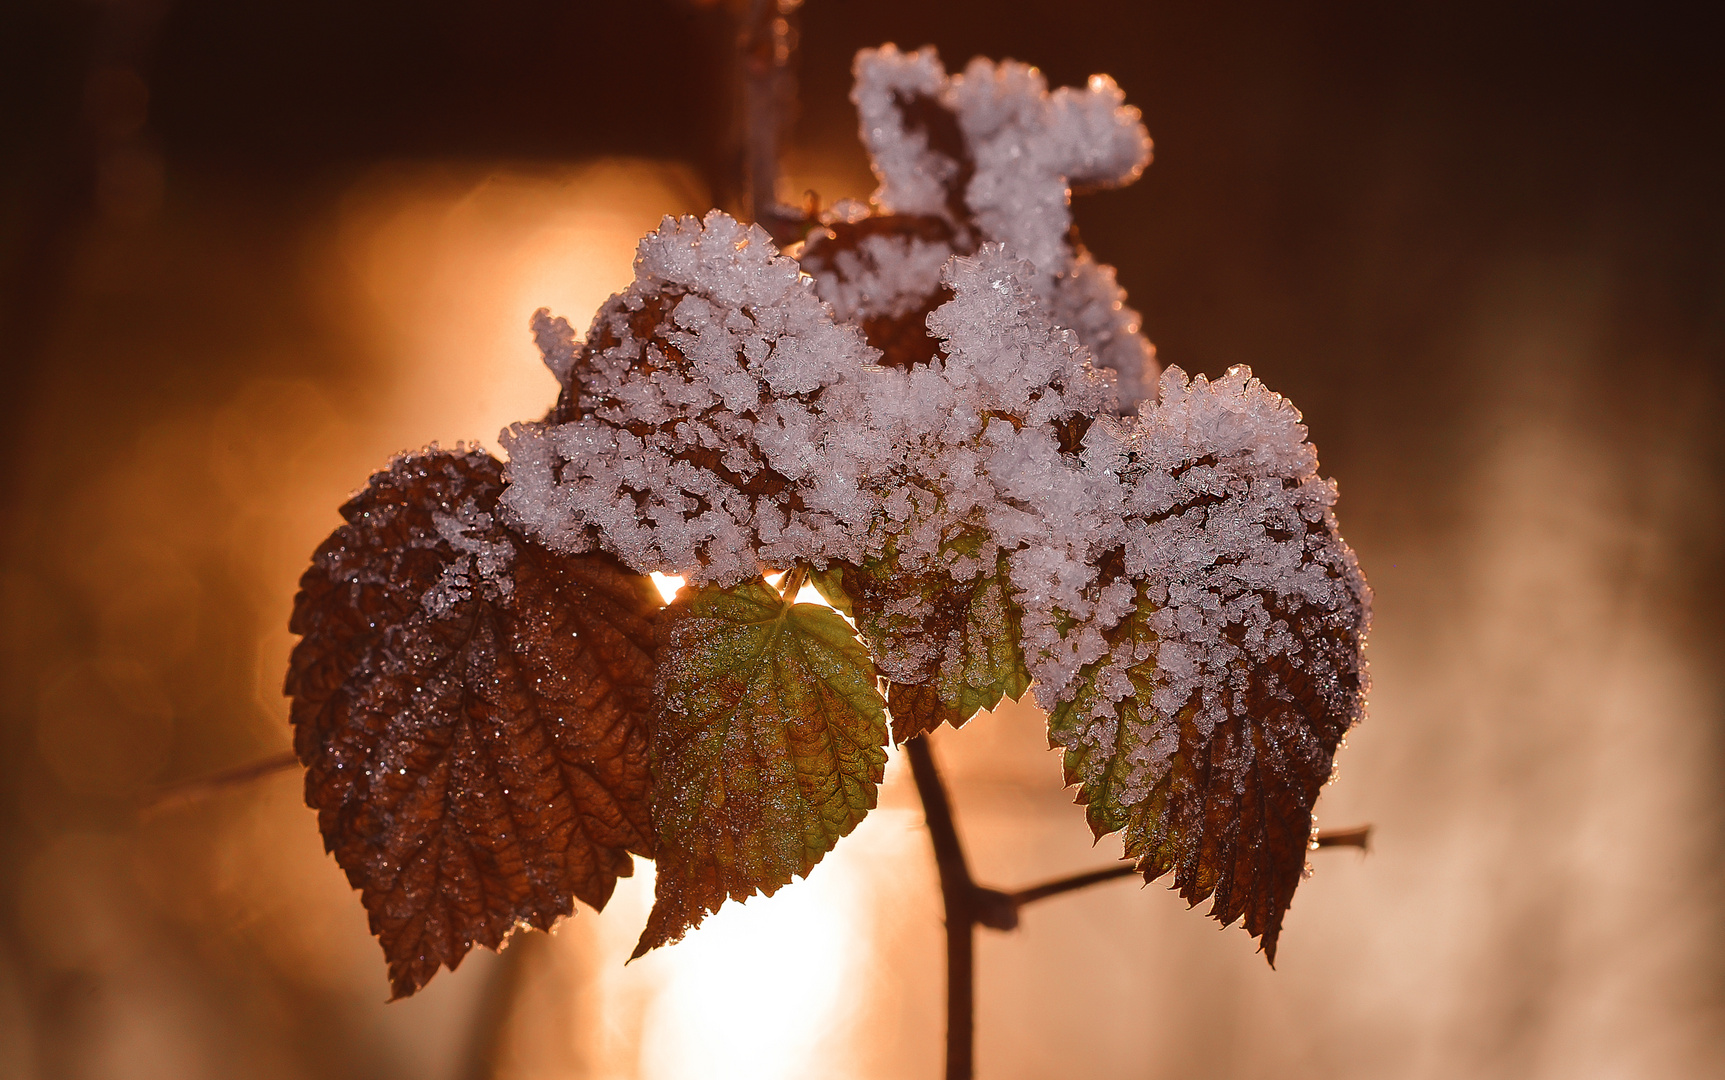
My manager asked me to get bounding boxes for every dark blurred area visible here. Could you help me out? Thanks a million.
[2,2,1722,1078]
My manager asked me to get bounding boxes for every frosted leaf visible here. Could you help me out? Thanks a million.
[838,45,1158,407]
[504,211,884,584]
[286,446,659,997]
[1039,366,1370,961]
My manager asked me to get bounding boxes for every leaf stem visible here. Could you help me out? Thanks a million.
[777,564,809,600]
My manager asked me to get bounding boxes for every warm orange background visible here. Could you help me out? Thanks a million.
[3,2,1721,1078]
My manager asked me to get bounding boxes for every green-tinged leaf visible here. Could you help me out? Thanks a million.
[838,536,1031,743]
[1048,572,1366,964]
[633,578,888,957]
[1047,582,1165,840]
[808,564,854,619]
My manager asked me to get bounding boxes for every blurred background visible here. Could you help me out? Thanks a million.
[2,1,1722,1077]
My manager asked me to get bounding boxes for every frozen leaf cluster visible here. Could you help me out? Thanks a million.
[286,45,1370,995]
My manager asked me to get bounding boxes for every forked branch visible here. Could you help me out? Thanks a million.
[906,733,1371,1080]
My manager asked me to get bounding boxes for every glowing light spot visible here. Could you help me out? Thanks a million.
[638,851,864,1080]
[650,572,685,605]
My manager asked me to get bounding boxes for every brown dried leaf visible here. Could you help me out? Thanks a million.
[285,448,661,997]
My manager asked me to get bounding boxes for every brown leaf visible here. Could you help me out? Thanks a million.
[1141,583,1363,964]
[285,447,661,997]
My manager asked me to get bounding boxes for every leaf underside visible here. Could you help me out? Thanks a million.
[634,578,888,958]
[285,448,661,998]
[1048,574,1367,964]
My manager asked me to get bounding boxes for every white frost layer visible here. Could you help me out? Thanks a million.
[1048,252,1158,411]
[852,45,956,219]
[806,230,952,324]
[844,45,1158,408]
[501,211,1367,743]
[421,498,516,618]
[502,210,883,585]
[502,215,1120,608]
[854,45,1150,281]
[1032,366,1372,807]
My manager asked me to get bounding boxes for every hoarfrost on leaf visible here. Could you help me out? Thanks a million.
[285,448,660,997]
[832,44,1159,409]
[1040,367,1371,961]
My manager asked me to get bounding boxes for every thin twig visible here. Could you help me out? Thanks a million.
[137,750,299,820]
[1008,864,1139,908]
[1003,825,1375,913]
[1314,824,1372,850]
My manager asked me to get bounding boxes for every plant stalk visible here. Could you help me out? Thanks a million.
[734,0,806,244]
[904,735,976,1080]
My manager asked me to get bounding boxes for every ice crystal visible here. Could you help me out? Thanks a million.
[835,45,1159,408]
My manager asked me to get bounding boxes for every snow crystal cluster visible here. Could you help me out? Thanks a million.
[497,46,1368,753]
[421,498,516,619]
[829,45,1160,408]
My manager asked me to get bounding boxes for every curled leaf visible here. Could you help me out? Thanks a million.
[286,448,661,997]
[635,577,888,957]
